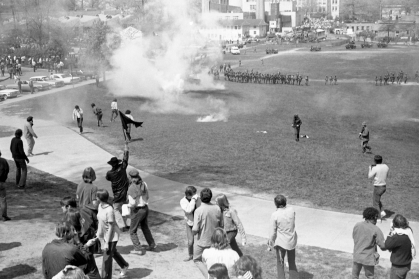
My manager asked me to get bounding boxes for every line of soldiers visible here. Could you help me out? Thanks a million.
[375,70,409,85]
[325,76,338,85]
[225,69,309,85]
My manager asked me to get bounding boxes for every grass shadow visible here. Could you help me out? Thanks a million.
[0,264,37,279]
[127,268,152,278]
[299,270,314,279]
[0,242,21,252]
[130,138,143,142]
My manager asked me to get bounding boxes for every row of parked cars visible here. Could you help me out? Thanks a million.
[0,70,96,101]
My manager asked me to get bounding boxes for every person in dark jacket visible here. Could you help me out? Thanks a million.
[10,129,29,188]
[105,142,130,231]
[385,214,415,279]
[91,103,103,127]
[359,122,371,153]
[292,115,302,142]
[42,223,92,279]
[0,150,10,221]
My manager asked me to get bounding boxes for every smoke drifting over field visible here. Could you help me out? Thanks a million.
[108,0,228,121]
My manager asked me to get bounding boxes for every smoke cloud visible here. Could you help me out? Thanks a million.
[108,0,228,121]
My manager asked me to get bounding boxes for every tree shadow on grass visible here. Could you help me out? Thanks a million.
[0,242,21,251]
[299,270,314,279]
[0,264,37,279]
[127,268,152,278]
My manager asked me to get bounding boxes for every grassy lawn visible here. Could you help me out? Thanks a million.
[2,47,419,221]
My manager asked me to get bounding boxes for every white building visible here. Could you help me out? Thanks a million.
[330,0,339,19]
[200,18,267,41]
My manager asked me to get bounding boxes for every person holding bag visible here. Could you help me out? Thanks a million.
[96,189,129,279]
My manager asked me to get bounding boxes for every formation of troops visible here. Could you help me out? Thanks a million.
[375,70,415,85]
[224,70,309,85]
[325,75,338,85]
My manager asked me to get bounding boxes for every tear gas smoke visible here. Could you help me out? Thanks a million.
[108,0,228,121]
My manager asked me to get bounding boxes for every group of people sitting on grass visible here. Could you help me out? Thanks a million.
[224,69,309,86]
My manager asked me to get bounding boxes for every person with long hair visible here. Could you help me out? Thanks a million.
[96,189,129,279]
[202,228,240,278]
[215,194,246,257]
[234,255,263,279]
[52,265,89,279]
[268,195,298,279]
[385,214,415,279]
[208,263,230,279]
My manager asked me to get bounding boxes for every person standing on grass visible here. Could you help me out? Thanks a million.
[24,116,38,156]
[127,169,156,255]
[385,214,415,279]
[110,99,118,122]
[368,155,389,220]
[215,194,246,257]
[193,188,223,278]
[305,76,309,86]
[32,59,36,72]
[29,79,34,94]
[352,207,386,279]
[359,121,371,153]
[95,75,99,87]
[96,189,129,279]
[10,129,29,189]
[105,142,130,232]
[123,110,135,141]
[91,103,103,127]
[72,106,83,135]
[17,78,22,95]
[180,185,201,261]
[268,194,298,279]
[0,150,10,221]
[292,115,302,142]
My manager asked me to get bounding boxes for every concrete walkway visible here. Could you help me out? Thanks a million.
[0,82,418,266]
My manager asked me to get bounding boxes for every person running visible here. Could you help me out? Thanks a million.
[96,189,129,279]
[292,115,302,142]
[180,186,200,261]
[359,121,371,153]
[72,106,84,134]
[0,150,10,221]
[124,110,134,141]
[368,155,389,221]
[23,116,38,156]
[91,103,103,127]
[110,99,118,122]
[215,194,246,257]
[10,129,29,188]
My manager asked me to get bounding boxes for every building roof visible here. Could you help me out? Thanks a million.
[220,19,268,27]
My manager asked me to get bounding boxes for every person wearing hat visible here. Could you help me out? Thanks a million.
[127,169,156,254]
[359,122,371,153]
[105,142,130,231]
[91,103,103,127]
[291,115,302,142]
[110,99,118,122]
[23,116,38,156]
[368,155,389,221]
[72,105,84,135]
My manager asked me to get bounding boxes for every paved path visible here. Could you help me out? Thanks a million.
[1,74,418,266]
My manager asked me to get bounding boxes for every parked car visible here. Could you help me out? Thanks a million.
[51,73,81,84]
[6,80,49,92]
[237,44,244,49]
[69,70,96,80]
[310,46,321,51]
[30,76,65,88]
[0,84,6,90]
[377,42,388,48]
[0,89,19,99]
[345,42,356,49]
[361,42,373,48]
[230,46,240,55]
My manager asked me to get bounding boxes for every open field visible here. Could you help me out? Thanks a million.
[2,46,419,221]
[1,160,419,279]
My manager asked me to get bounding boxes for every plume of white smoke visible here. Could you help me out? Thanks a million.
[197,98,229,122]
[108,0,228,120]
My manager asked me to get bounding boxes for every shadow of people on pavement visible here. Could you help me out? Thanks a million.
[33,151,54,156]
[127,268,153,278]
[0,264,37,279]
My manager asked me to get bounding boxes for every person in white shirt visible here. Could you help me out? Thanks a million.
[368,155,389,220]
[50,72,54,80]
[110,99,118,122]
[126,169,156,255]
[180,185,201,262]
[72,105,84,134]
